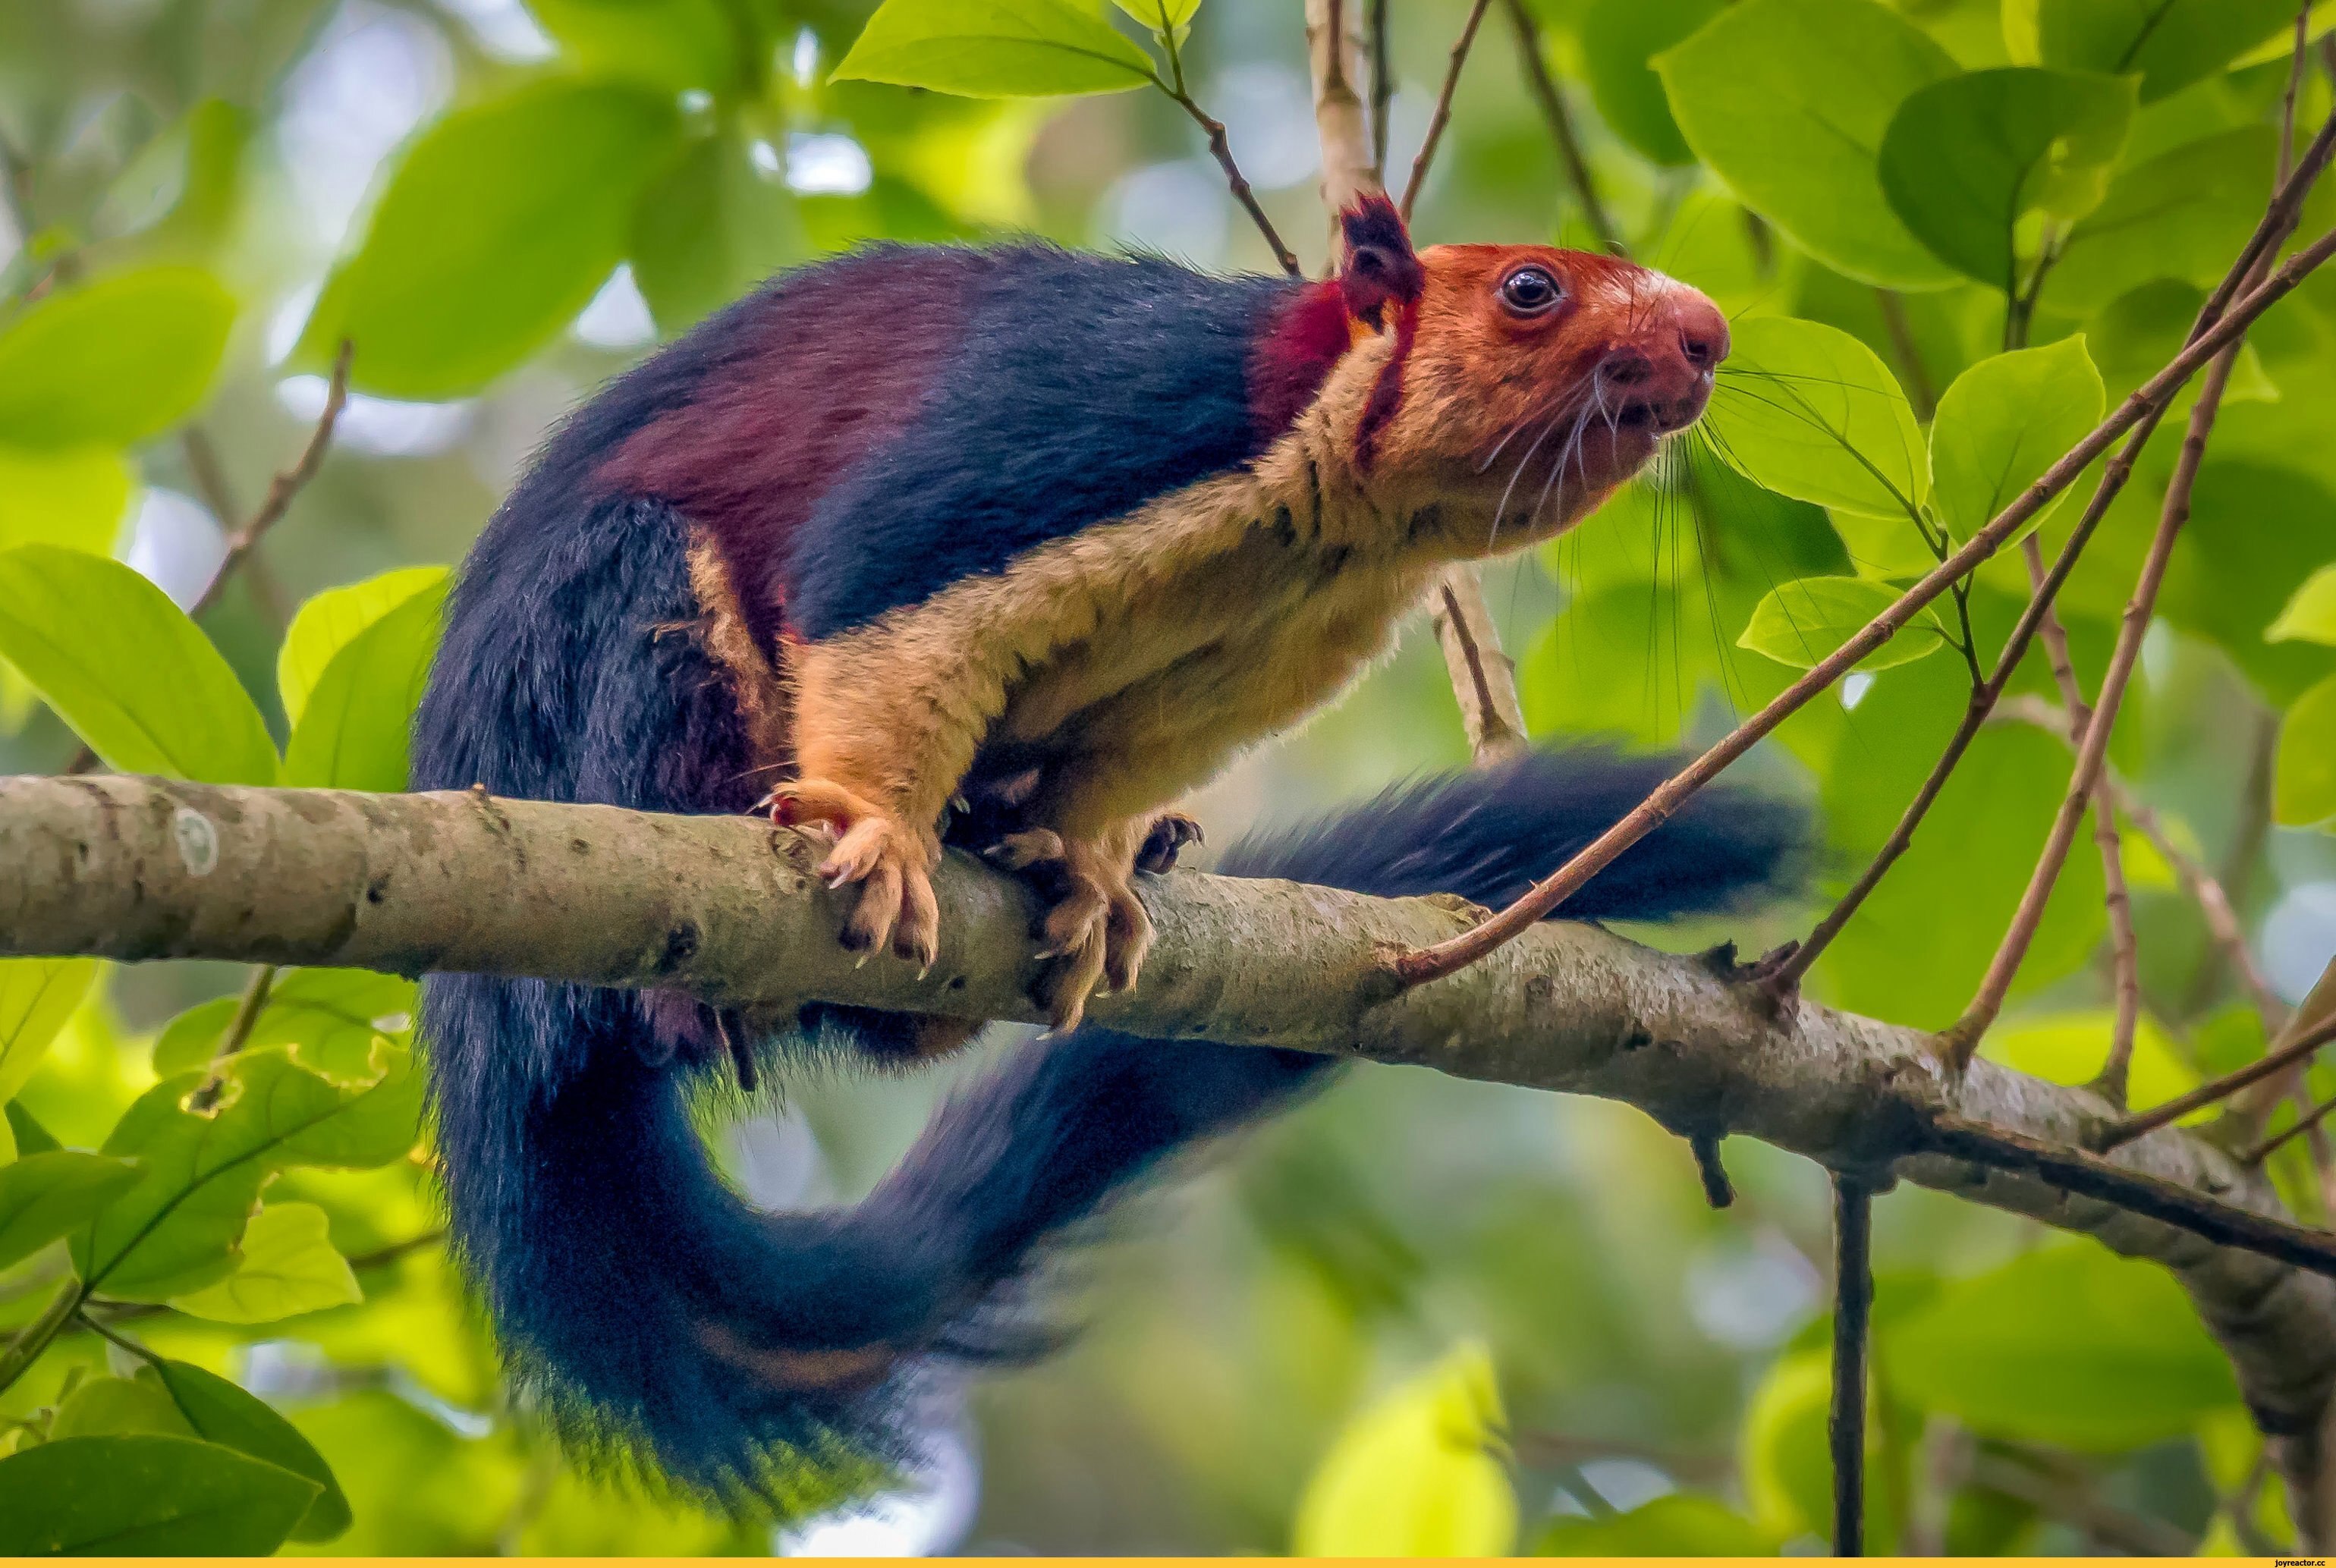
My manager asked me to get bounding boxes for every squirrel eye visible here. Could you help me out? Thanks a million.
[1498,266,1562,316]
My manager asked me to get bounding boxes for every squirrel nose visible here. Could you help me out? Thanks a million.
[1673,293,1729,372]
[1601,284,1727,433]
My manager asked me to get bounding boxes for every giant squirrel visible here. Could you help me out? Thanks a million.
[412,199,1800,1500]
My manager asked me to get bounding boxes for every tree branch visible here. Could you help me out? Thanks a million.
[1831,1175,1874,1557]
[187,339,351,624]
[1303,0,1527,768]
[1499,0,1620,255]
[2020,536,2143,1105]
[1431,572,1530,765]
[1397,0,1491,222]
[7,769,2336,1536]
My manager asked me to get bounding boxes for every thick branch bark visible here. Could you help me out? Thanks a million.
[3,770,2334,1524]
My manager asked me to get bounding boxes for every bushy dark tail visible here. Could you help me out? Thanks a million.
[414,481,1805,1504]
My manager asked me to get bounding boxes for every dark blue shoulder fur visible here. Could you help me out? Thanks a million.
[781,250,1300,639]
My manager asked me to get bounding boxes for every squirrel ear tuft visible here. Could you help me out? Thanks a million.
[1338,193,1423,330]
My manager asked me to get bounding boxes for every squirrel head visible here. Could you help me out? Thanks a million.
[1323,200,1728,545]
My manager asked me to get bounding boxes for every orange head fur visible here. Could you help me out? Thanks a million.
[1326,206,1728,547]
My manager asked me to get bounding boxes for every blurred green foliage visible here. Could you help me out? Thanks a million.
[2,0,2334,1552]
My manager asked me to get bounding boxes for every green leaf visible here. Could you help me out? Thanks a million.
[1708,316,1928,520]
[172,1201,362,1323]
[2276,674,2336,829]
[0,545,278,784]
[152,968,415,1079]
[50,1374,192,1439]
[0,445,133,555]
[1579,0,1722,166]
[1879,68,2133,289]
[832,0,1157,98]
[0,268,235,450]
[0,957,98,1105]
[1539,1494,1779,1555]
[1108,0,1200,29]
[1886,1242,2241,1447]
[74,1042,422,1300]
[2268,564,2336,646]
[1738,575,1946,672]
[144,1359,351,1541]
[0,1151,138,1271]
[0,1435,319,1554]
[281,575,448,791]
[277,565,448,727]
[528,0,743,92]
[297,82,684,399]
[630,135,810,336]
[2042,127,2278,316]
[1291,1342,1517,1556]
[1655,0,1959,290]
[1928,338,2105,542]
[2027,0,2302,102]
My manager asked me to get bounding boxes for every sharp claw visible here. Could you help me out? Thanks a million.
[916,962,934,982]
[854,951,872,969]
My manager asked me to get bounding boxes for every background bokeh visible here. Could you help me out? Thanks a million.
[3,0,2336,1553]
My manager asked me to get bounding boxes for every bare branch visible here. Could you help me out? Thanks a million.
[8,770,2336,1513]
[1304,0,1526,766]
[1499,0,1619,254]
[1161,86,1303,278]
[1873,289,1936,421]
[1397,0,1491,222]
[1831,1175,1874,1556]
[1367,0,1392,183]
[1431,571,1530,765]
[2101,961,2336,1152]
[2020,536,2143,1104]
[1306,0,1379,223]
[1394,225,2336,991]
[187,339,351,624]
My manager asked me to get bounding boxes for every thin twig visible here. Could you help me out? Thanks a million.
[1968,1449,2199,1557]
[1431,572,1530,765]
[1307,0,1379,233]
[1398,0,1491,222]
[186,340,352,623]
[1947,331,2253,1061]
[1500,0,1621,254]
[1926,1114,2336,1278]
[2250,1094,2336,1167]
[1303,0,1526,765]
[188,963,278,1112]
[0,1279,81,1398]
[1397,228,2336,989]
[1367,0,1392,184]
[1998,694,2287,1036]
[2020,537,2143,1105]
[1873,289,1936,421]
[1830,1174,1873,1557]
[179,428,293,625]
[1150,7,1301,281]
[2100,963,2336,1152]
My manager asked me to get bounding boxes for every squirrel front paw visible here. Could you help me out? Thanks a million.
[768,780,941,971]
